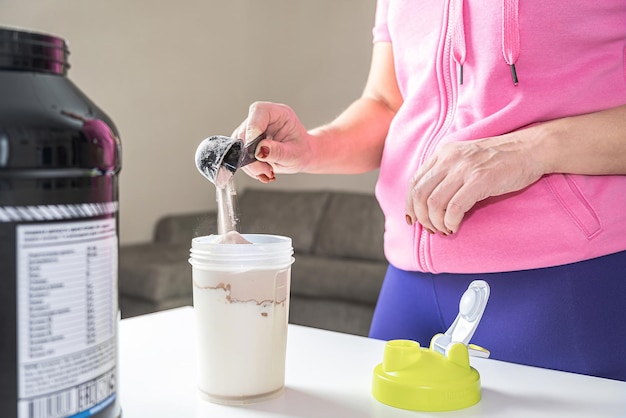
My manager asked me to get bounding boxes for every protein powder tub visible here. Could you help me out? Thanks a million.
[0,27,122,418]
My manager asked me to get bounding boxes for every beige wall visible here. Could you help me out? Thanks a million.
[1,0,378,244]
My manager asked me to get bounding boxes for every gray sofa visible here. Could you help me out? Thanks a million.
[118,188,388,336]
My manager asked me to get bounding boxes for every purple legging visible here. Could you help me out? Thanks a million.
[369,250,626,381]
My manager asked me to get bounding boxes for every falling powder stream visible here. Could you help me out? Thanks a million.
[216,177,239,235]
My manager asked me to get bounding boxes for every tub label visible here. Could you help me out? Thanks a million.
[16,218,118,418]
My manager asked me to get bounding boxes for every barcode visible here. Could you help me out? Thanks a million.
[25,370,115,418]
[28,391,74,418]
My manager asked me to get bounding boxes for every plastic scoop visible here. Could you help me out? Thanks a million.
[195,133,266,188]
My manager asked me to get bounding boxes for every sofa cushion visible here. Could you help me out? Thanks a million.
[119,294,192,319]
[238,189,331,253]
[154,212,217,244]
[118,243,191,302]
[289,297,376,336]
[312,192,386,262]
[290,254,387,305]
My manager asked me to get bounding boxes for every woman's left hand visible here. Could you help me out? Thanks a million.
[405,129,546,235]
[406,104,626,235]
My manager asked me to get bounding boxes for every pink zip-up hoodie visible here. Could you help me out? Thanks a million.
[373,0,626,273]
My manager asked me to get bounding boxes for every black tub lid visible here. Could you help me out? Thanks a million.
[0,26,70,75]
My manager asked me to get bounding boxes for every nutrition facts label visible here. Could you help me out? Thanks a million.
[16,218,118,418]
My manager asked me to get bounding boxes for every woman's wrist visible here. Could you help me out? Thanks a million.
[529,105,626,176]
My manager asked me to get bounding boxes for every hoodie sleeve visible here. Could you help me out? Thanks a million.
[372,0,391,43]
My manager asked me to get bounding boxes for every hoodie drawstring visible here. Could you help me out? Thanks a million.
[451,0,520,86]
[450,0,466,85]
[502,0,520,85]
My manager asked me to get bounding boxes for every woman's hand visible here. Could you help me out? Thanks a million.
[232,42,401,182]
[405,129,546,235]
[406,103,626,235]
[232,101,314,183]
[406,104,626,235]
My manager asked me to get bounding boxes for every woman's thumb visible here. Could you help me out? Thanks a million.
[245,126,264,144]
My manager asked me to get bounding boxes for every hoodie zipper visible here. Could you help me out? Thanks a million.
[415,0,522,271]
[415,0,459,272]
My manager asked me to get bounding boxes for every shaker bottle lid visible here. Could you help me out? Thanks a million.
[371,280,490,412]
[0,27,70,75]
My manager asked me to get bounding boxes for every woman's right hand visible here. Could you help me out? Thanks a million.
[231,101,314,183]
[233,42,402,182]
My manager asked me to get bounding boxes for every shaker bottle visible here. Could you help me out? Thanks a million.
[188,234,294,404]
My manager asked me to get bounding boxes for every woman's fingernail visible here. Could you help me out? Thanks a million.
[257,146,270,159]
[405,214,413,225]
[426,228,435,234]
[257,174,270,183]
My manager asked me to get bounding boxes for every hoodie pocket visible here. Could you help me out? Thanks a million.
[543,174,601,239]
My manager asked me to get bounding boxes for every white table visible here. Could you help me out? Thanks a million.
[118,307,626,418]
